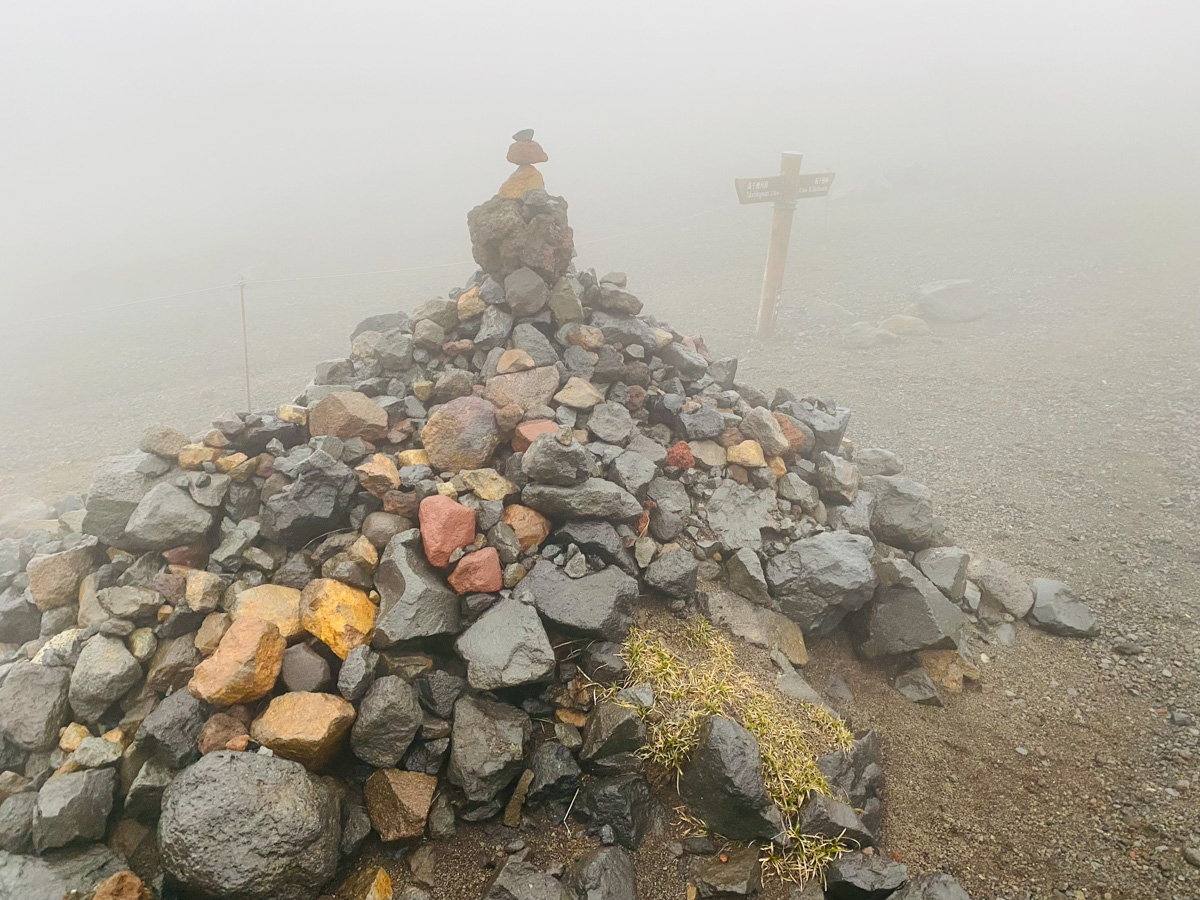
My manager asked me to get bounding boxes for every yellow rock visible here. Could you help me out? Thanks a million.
[185,569,225,612]
[231,584,303,641]
[226,454,263,483]
[356,453,400,498]
[767,455,787,478]
[435,482,458,499]
[499,164,545,199]
[397,449,430,467]
[727,440,766,468]
[456,286,486,320]
[214,452,249,474]
[59,722,91,752]
[277,404,308,425]
[250,692,356,770]
[412,380,435,402]
[650,328,675,349]
[200,429,230,449]
[178,444,221,470]
[300,578,376,659]
[916,649,981,693]
[346,535,379,572]
[460,468,518,501]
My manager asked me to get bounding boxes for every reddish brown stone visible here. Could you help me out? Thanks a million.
[418,495,477,568]
[448,548,502,594]
[92,871,152,900]
[187,616,285,706]
[162,544,209,568]
[250,692,356,770]
[773,412,812,458]
[501,505,551,553]
[364,769,437,842]
[512,419,558,452]
[309,391,388,442]
[199,711,249,755]
[717,426,745,449]
[626,384,647,411]
[194,612,231,656]
[666,441,694,469]
[494,404,523,435]
[383,490,419,519]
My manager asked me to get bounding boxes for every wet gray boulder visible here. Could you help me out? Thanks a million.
[646,477,690,542]
[0,792,36,853]
[527,741,582,804]
[824,851,908,900]
[81,452,173,547]
[796,793,874,847]
[448,696,531,804]
[817,730,885,838]
[260,455,359,547]
[889,873,972,900]
[350,675,422,767]
[853,560,963,658]
[644,547,698,599]
[564,845,637,900]
[861,475,943,551]
[610,449,657,498]
[726,548,770,605]
[482,855,571,900]
[0,590,41,645]
[415,670,466,720]
[1028,579,1098,636]
[894,668,942,707]
[125,757,174,822]
[827,490,874,536]
[123,484,214,550]
[588,402,636,445]
[32,768,116,852]
[159,750,340,900]
[136,688,206,768]
[516,561,638,641]
[0,661,70,751]
[552,521,636,576]
[966,555,1034,618]
[766,532,877,635]
[522,432,591,486]
[678,716,784,843]
[337,645,379,701]
[372,530,460,646]
[474,306,514,350]
[522,479,641,522]
[579,701,646,774]
[913,547,969,602]
[454,595,555,689]
[0,845,128,900]
[706,481,775,552]
[692,846,762,898]
[574,773,653,850]
[68,635,143,724]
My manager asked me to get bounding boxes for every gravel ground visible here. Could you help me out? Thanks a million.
[1,178,1196,899]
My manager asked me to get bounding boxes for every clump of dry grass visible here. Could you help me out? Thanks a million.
[613,618,855,885]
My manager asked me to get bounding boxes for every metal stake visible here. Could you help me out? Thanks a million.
[239,280,252,413]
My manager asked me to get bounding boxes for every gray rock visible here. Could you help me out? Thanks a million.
[644,547,698,599]
[966,555,1034,618]
[827,490,874,536]
[159,751,340,900]
[678,716,784,843]
[513,323,560,367]
[280,643,331,693]
[646,477,691,542]
[521,432,591,486]
[678,404,724,441]
[212,519,262,570]
[861,475,943,551]
[574,773,653,850]
[590,311,657,349]
[692,846,761,898]
[0,792,36,853]
[815,452,860,504]
[515,561,638,641]
[32,768,116,852]
[123,484,213,550]
[474,306,515,351]
[626,433,667,467]
[415,669,467,720]
[766,532,877,635]
[778,402,850,456]
[824,851,908,900]
[1028,578,1098,636]
[260,455,358,547]
[522,479,641,522]
[726,548,770,605]
[448,696,531,803]
[96,585,162,623]
[589,403,636,445]
[455,595,555,689]
[888,873,971,900]
[81,452,173,547]
[0,661,70,751]
[136,688,206,768]
[351,675,422,767]
[504,267,551,317]
[853,448,904,477]
[702,588,809,667]
[125,756,174,821]
[0,845,129,900]
[482,855,570,900]
[739,407,790,457]
[580,701,646,774]
[188,471,231,508]
[913,278,990,322]
[611,453,654,499]
[69,635,143,723]
[0,590,40,646]
[853,560,963,659]
[373,530,460,647]
[552,521,637,576]
[563,845,637,900]
[894,668,943,707]
[527,741,582,804]
[376,331,415,372]
[658,342,708,380]
[337,645,378,701]
[913,547,969,602]
[816,731,885,838]
[705,480,775,552]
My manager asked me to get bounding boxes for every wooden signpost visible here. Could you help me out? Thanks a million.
[736,152,836,339]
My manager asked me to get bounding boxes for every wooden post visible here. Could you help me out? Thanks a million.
[239,280,253,413]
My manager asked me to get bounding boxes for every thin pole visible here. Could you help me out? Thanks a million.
[755,199,797,341]
[239,281,252,412]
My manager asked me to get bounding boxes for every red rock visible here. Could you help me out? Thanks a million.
[507,140,549,165]
[448,548,502,594]
[383,490,419,519]
[666,441,694,469]
[773,412,812,458]
[418,495,477,568]
[512,419,558,452]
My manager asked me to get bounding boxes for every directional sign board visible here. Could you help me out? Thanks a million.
[735,172,835,204]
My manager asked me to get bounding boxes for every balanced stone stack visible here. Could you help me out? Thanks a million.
[0,133,1082,900]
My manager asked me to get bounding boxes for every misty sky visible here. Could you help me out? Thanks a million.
[2,1,1197,311]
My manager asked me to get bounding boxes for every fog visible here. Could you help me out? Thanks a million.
[2,1,1198,313]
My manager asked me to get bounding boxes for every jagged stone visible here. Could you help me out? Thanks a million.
[448,696,531,804]
[515,560,637,640]
[853,560,963,658]
[455,595,555,689]
[766,532,877,635]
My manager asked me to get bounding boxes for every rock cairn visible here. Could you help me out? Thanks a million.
[0,132,1097,900]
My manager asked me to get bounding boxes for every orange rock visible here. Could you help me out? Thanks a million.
[194,612,231,656]
[356,453,401,498]
[498,164,545,199]
[26,542,97,611]
[496,348,536,375]
[665,441,694,469]
[178,444,222,470]
[230,584,302,641]
[199,710,249,754]
[92,870,152,900]
[457,286,486,320]
[767,455,787,478]
[364,769,438,841]
[448,547,503,594]
[506,140,549,165]
[341,867,394,900]
[225,734,250,752]
[214,452,249,474]
[188,616,285,706]
[772,412,812,458]
[309,391,388,442]
[915,649,981,693]
[300,578,376,659]
[250,692,356,770]
[397,449,430,467]
[502,505,551,553]
[512,419,558,452]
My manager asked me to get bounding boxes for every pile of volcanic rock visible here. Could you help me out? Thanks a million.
[0,135,1095,900]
